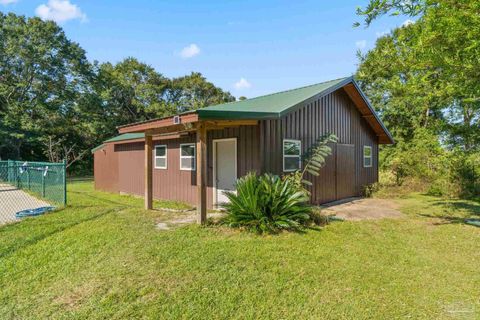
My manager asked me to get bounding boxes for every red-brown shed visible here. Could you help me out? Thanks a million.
[93,77,394,223]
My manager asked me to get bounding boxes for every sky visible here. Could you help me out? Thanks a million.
[1,0,411,98]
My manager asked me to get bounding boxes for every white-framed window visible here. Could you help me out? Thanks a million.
[283,139,302,172]
[363,146,372,168]
[180,143,196,171]
[154,145,167,169]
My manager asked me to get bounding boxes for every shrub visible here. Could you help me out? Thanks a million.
[362,182,379,197]
[309,208,329,226]
[222,172,312,233]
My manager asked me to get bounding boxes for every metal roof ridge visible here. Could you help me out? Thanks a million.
[199,76,352,110]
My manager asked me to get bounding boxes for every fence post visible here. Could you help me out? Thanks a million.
[42,169,45,198]
[63,159,67,206]
[7,159,13,185]
[15,161,19,188]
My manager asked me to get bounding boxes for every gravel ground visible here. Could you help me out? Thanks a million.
[322,197,404,221]
[0,183,50,225]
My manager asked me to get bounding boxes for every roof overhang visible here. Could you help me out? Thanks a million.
[116,78,393,144]
[117,111,199,134]
[117,111,258,135]
[342,79,394,144]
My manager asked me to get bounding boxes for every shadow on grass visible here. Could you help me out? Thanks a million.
[432,201,480,215]
[0,207,122,260]
[69,190,142,209]
[206,217,325,235]
[417,198,480,226]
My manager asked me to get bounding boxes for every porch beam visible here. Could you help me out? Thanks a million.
[148,123,196,136]
[205,120,258,129]
[144,130,153,210]
[196,121,207,224]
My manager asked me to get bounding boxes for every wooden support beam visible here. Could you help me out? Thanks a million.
[144,131,153,210]
[148,123,196,136]
[196,122,207,224]
[205,120,258,128]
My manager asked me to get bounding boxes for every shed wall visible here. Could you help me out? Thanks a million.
[95,125,260,209]
[94,143,119,192]
[259,88,378,204]
[94,87,380,207]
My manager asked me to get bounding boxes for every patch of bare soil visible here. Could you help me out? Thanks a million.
[321,197,404,221]
[156,212,224,230]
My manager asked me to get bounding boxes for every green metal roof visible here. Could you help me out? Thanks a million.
[104,133,145,143]
[91,133,145,153]
[91,144,105,153]
[93,76,393,150]
[197,77,351,120]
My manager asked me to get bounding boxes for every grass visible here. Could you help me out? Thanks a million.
[0,182,479,319]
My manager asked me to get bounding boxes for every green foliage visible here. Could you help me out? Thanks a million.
[168,72,235,112]
[301,133,338,185]
[221,172,312,233]
[449,150,480,198]
[355,0,427,26]
[356,0,480,199]
[0,13,235,173]
[309,207,330,226]
[0,12,94,166]
[362,183,380,198]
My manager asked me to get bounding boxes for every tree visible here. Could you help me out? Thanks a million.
[356,0,480,151]
[0,12,94,164]
[0,12,236,173]
[93,58,173,137]
[167,72,235,112]
[355,0,428,27]
[355,0,480,196]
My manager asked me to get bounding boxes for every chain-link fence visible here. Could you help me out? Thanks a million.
[0,160,66,225]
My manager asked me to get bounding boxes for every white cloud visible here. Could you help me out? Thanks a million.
[234,78,251,90]
[179,44,200,59]
[402,19,415,27]
[376,29,390,38]
[0,0,19,5]
[35,0,87,24]
[355,40,367,50]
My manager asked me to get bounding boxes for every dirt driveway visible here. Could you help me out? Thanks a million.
[0,183,50,225]
[321,197,403,221]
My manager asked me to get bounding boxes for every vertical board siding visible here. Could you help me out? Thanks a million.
[259,88,379,204]
[207,125,260,208]
[95,125,260,209]
[94,143,119,192]
[94,87,381,207]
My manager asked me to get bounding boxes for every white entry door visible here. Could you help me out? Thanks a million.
[213,138,237,206]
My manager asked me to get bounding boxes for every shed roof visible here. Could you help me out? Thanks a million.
[91,133,145,153]
[101,76,394,146]
[197,77,349,119]
[105,133,145,143]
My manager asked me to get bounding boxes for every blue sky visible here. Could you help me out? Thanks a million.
[1,0,410,98]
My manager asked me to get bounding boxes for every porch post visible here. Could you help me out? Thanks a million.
[144,130,153,210]
[196,122,207,224]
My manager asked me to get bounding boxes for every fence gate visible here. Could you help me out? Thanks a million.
[0,160,66,224]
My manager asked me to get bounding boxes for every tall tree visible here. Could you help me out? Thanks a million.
[0,12,94,162]
[167,72,235,112]
[0,12,235,172]
[93,58,173,134]
[355,0,480,195]
[356,0,480,151]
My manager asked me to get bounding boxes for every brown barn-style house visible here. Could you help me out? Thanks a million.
[93,77,394,223]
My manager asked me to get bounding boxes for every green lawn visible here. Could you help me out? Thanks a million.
[0,182,479,319]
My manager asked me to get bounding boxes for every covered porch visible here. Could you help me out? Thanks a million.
[117,112,258,224]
